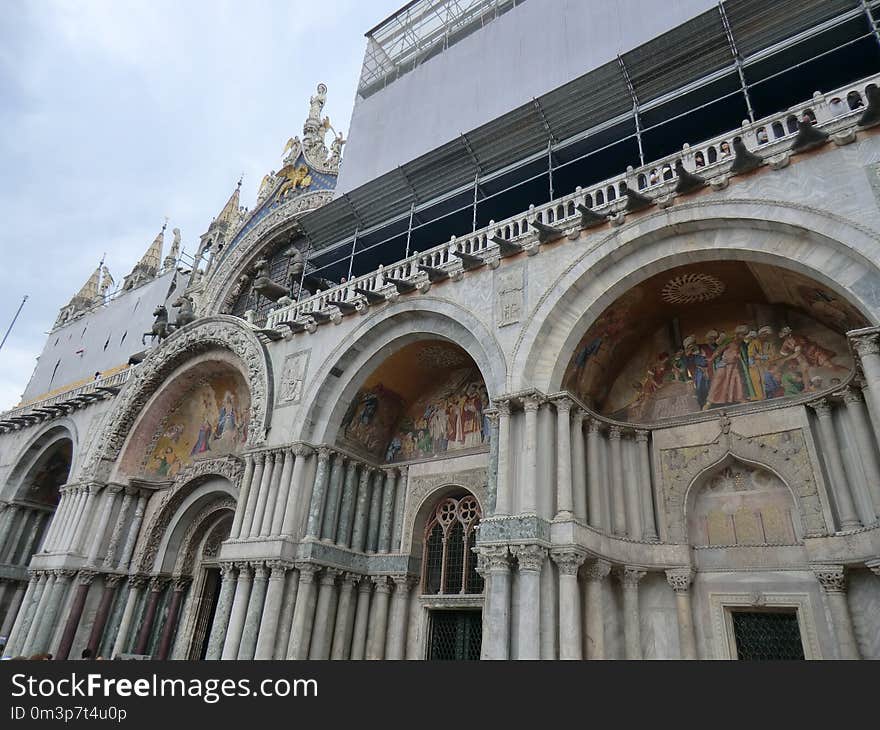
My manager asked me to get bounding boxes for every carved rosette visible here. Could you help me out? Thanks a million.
[813,564,847,593]
[665,568,694,593]
[512,544,547,572]
[551,549,587,576]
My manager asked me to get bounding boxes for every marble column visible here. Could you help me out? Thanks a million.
[843,387,880,518]
[134,577,167,656]
[280,445,314,537]
[349,578,372,660]
[57,570,96,659]
[320,454,345,541]
[521,396,541,515]
[366,469,384,553]
[583,559,610,660]
[237,563,268,660]
[553,397,574,519]
[635,431,658,540]
[273,569,298,659]
[259,451,286,537]
[86,574,124,656]
[5,576,37,655]
[1,506,28,563]
[117,490,148,571]
[552,549,586,660]
[666,568,697,660]
[0,581,26,641]
[71,484,101,554]
[851,331,880,438]
[378,469,397,553]
[586,419,604,529]
[269,448,295,537]
[239,453,265,539]
[63,487,89,551]
[230,454,255,538]
[350,467,373,553]
[620,434,643,540]
[494,400,512,515]
[24,512,49,558]
[336,462,360,547]
[813,565,860,659]
[512,544,545,659]
[330,573,359,660]
[254,562,289,660]
[156,577,190,660]
[365,576,391,660]
[617,566,646,660]
[608,427,627,536]
[385,576,413,660]
[221,563,253,660]
[0,503,17,551]
[102,488,135,570]
[22,572,54,656]
[286,564,319,660]
[111,575,146,658]
[478,546,511,660]
[54,489,81,552]
[810,399,861,529]
[305,448,332,540]
[571,410,587,521]
[249,452,276,538]
[86,485,121,566]
[34,569,73,654]
[391,468,408,552]
[309,569,339,659]
[205,563,236,660]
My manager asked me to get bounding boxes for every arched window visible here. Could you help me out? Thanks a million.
[421,494,483,595]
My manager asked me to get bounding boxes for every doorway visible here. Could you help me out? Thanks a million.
[427,610,482,660]
[731,610,805,660]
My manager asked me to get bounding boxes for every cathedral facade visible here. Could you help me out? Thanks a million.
[2,0,880,660]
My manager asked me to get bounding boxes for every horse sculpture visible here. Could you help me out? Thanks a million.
[143,305,170,346]
[171,294,197,329]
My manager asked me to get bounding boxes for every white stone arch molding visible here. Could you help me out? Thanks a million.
[200,190,334,316]
[659,423,829,544]
[3,419,78,501]
[296,297,507,446]
[80,316,273,482]
[135,461,241,574]
[512,198,880,394]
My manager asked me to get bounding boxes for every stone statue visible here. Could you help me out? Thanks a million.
[164,227,181,269]
[258,170,277,201]
[286,246,305,297]
[170,293,196,329]
[142,304,170,346]
[308,83,327,122]
[252,258,288,302]
[328,132,346,168]
[98,265,114,298]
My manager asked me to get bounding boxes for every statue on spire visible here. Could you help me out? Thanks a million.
[163,227,181,269]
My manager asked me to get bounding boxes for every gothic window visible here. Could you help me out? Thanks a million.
[421,494,483,595]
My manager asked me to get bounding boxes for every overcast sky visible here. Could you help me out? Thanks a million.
[0,0,402,410]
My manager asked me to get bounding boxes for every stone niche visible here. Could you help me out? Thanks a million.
[688,459,799,547]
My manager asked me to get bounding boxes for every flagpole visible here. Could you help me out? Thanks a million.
[0,295,28,353]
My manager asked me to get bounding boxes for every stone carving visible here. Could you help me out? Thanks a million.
[812,564,847,593]
[583,559,612,581]
[658,424,827,542]
[170,294,197,329]
[174,497,235,575]
[496,264,524,327]
[617,566,647,585]
[511,543,547,572]
[550,548,587,575]
[278,350,310,406]
[80,316,273,481]
[665,568,694,593]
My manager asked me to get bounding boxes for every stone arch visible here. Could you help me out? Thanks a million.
[298,298,507,449]
[658,420,828,543]
[200,191,334,316]
[513,199,880,394]
[134,459,242,574]
[82,316,272,482]
[5,421,77,502]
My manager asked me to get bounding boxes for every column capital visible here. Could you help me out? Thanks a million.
[319,569,340,586]
[391,574,416,592]
[128,574,149,589]
[583,559,611,582]
[865,559,880,578]
[234,562,253,577]
[635,429,650,443]
[55,569,77,581]
[316,446,333,462]
[511,543,547,572]
[295,563,321,583]
[492,398,512,416]
[850,330,880,358]
[665,568,694,593]
[341,572,361,587]
[124,485,140,497]
[252,563,269,581]
[106,483,124,495]
[484,408,499,426]
[292,443,315,458]
[172,575,192,591]
[266,560,292,578]
[76,570,98,586]
[608,425,622,440]
[550,548,587,576]
[356,575,373,593]
[149,576,169,592]
[521,394,543,412]
[372,575,392,592]
[219,562,237,578]
[550,394,574,413]
[812,564,847,593]
[616,566,647,586]
[475,544,510,574]
[571,408,587,425]
[103,573,125,588]
[808,398,833,418]
[841,386,863,406]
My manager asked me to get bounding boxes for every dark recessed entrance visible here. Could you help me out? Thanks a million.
[732,610,805,660]
[427,610,482,661]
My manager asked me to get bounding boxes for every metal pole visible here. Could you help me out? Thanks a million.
[404,203,415,258]
[863,0,880,48]
[719,2,756,123]
[472,174,479,232]
[297,242,312,304]
[0,295,28,353]
[547,141,554,201]
[348,227,358,281]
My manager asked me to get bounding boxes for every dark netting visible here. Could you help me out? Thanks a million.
[229,240,305,324]
[732,611,805,660]
[428,611,482,661]
[444,521,465,594]
[465,527,483,594]
[423,523,444,595]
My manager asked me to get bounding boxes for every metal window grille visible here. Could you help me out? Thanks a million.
[427,610,482,660]
[421,494,483,595]
[732,610,805,660]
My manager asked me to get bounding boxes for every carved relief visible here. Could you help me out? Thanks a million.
[658,423,827,543]
[496,264,524,327]
[278,350,310,407]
